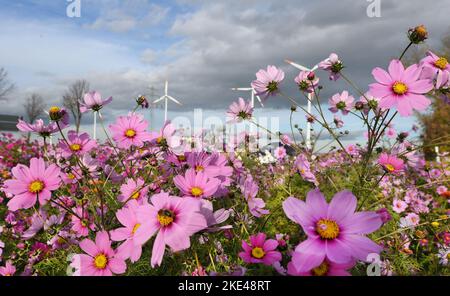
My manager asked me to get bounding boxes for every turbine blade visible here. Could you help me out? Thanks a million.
[256,95,264,107]
[153,96,165,103]
[231,87,252,91]
[165,81,168,95]
[168,95,182,105]
[284,59,310,71]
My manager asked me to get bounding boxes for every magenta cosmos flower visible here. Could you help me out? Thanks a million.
[109,113,152,149]
[328,91,354,115]
[59,131,97,158]
[71,231,126,276]
[251,65,285,98]
[239,233,281,266]
[226,97,253,123]
[287,252,354,276]
[173,169,220,199]
[111,200,145,262]
[4,158,61,211]
[369,59,433,116]
[79,91,112,113]
[282,189,383,272]
[378,153,404,175]
[133,192,207,267]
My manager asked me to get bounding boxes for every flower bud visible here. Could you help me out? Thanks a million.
[408,25,428,44]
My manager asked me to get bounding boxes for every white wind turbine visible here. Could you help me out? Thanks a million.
[231,86,264,108]
[285,59,325,150]
[153,80,182,123]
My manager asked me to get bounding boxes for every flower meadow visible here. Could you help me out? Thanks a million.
[0,26,449,277]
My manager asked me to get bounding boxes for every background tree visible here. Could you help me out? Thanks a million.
[0,67,15,101]
[63,80,89,133]
[23,93,46,141]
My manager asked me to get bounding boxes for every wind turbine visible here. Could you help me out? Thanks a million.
[231,86,264,108]
[153,80,182,123]
[284,59,325,150]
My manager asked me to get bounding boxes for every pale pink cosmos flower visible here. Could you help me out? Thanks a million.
[318,53,343,81]
[226,97,253,123]
[110,200,145,262]
[378,153,404,175]
[0,261,16,276]
[283,189,383,272]
[173,169,220,199]
[79,91,112,113]
[392,198,408,213]
[369,59,433,116]
[109,113,152,149]
[71,231,126,276]
[420,51,450,86]
[287,253,354,276]
[294,154,318,186]
[16,119,60,138]
[251,65,285,99]
[59,131,97,158]
[151,121,183,154]
[333,115,344,128]
[133,192,207,267]
[239,233,282,266]
[4,158,61,211]
[274,146,287,160]
[328,91,354,115]
[118,178,149,204]
[240,174,269,217]
[294,71,319,93]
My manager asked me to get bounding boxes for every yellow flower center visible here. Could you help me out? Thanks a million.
[177,155,186,161]
[385,164,395,172]
[125,129,136,138]
[435,57,448,70]
[190,187,204,197]
[251,247,265,259]
[68,173,75,180]
[156,137,163,144]
[131,191,140,199]
[195,165,204,172]
[132,223,141,234]
[447,253,450,260]
[392,82,408,95]
[49,106,60,113]
[29,180,44,193]
[70,144,81,151]
[316,219,340,239]
[94,254,108,269]
[157,209,174,227]
[311,261,329,276]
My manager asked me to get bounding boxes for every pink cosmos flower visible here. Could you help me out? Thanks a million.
[0,261,16,276]
[133,192,207,267]
[79,91,112,113]
[71,231,126,276]
[109,113,152,149]
[333,115,344,128]
[118,178,149,204]
[151,121,183,154]
[328,91,354,115]
[17,119,60,138]
[59,131,97,158]
[251,65,285,99]
[294,71,319,93]
[345,144,359,156]
[226,97,254,123]
[110,200,145,262]
[173,169,220,199]
[4,158,61,211]
[240,174,269,217]
[294,154,318,186]
[274,146,287,160]
[283,189,383,272]
[287,252,354,276]
[71,206,95,237]
[392,198,408,214]
[318,53,343,81]
[420,51,450,85]
[378,153,404,175]
[239,233,282,265]
[369,59,433,116]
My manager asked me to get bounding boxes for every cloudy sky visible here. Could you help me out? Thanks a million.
[1,0,449,144]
